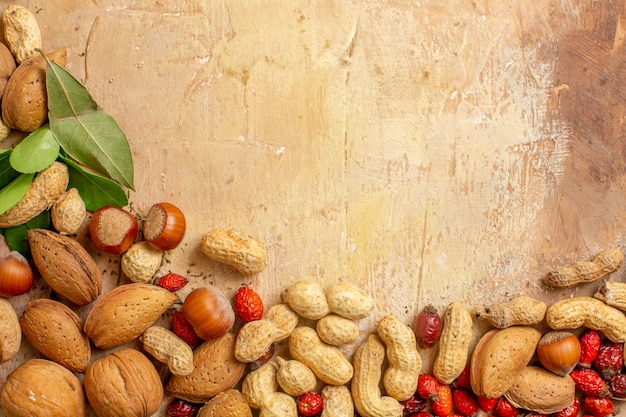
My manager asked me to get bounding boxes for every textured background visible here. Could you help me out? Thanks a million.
[2,1,626,415]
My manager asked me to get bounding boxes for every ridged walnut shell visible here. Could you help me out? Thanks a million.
[84,348,162,417]
[84,283,177,349]
[166,332,247,403]
[0,358,85,417]
[28,228,102,306]
[20,298,90,373]
[2,48,67,132]
[470,326,542,398]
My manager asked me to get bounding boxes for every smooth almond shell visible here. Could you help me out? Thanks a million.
[470,326,542,398]
[20,298,90,373]
[0,358,85,417]
[28,228,102,306]
[504,366,575,414]
[84,348,162,417]
[84,283,177,349]
[166,332,246,403]
[197,389,253,417]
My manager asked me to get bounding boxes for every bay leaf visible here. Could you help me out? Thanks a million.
[61,156,128,211]
[0,173,35,216]
[0,150,20,189]
[45,59,135,190]
[4,211,50,255]
[9,124,60,173]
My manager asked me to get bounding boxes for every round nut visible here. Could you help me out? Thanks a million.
[0,358,85,417]
[121,241,164,283]
[51,188,87,235]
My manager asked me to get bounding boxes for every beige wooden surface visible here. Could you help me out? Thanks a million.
[2,0,626,415]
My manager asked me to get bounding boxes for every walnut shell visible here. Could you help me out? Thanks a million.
[166,332,247,402]
[84,283,177,349]
[0,358,85,417]
[20,298,90,373]
[2,47,67,132]
[27,227,102,306]
[197,389,253,417]
[84,348,162,417]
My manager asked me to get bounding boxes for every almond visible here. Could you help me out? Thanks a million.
[20,298,90,373]
[504,366,576,414]
[84,283,177,349]
[166,332,247,403]
[27,228,102,306]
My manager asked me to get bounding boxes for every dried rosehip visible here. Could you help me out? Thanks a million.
[494,398,519,417]
[298,391,324,416]
[234,285,264,322]
[477,396,498,413]
[453,365,471,388]
[451,388,478,416]
[609,372,626,399]
[156,273,189,292]
[569,368,609,396]
[431,384,453,417]
[583,396,616,417]
[171,311,201,347]
[417,374,440,400]
[552,397,580,417]
[413,304,442,349]
[167,398,198,417]
[579,329,601,368]
[409,413,434,417]
[400,394,428,414]
[593,340,623,380]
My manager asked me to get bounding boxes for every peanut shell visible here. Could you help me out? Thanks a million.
[0,359,85,417]
[28,227,102,306]
[84,283,177,349]
[2,5,42,63]
[20,298,90,373]
[166,332,247,403]
[200,227,268,275]
[85,348,162,417]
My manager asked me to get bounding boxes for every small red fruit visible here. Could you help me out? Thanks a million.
[413,304,442,349]
[416,373,440,400]
[609,373,626,399]
[579,329,601,368]
[552,397,580,417]
[298,391,323,416]
[234,286,264,322]
[453,365,471,388]
[409,413,434,417]
[171,311,200,347]
[593,340,623,380]
[451,388,478,416]
[494,398,519,417]
[156,273,189,292]
[477,396,498,413]
[431,384,453,417]
[166,398,198,417]
[583,396,616,417]
[569,368,609,396]
[400,394,427,414]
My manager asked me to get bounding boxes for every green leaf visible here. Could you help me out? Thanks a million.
[4,210,50,255]
[9,124,60,173]
[0,173,35,216]
[0,150,20,189]
[45,59,135,190]
[61,156,128,211]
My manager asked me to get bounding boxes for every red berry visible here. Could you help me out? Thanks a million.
[431,384,453,417]
[451,388,478,416]
[234,286,264,322]
[157,273,189,292]
[171,311,201,347]
[409,413,434,417]
[569,368,609,396]
[494,398,519,417]
[609,372,626,399]
[416,373,440,400]
[593,340,623,380]
[552,397,580,417]
[413,304,442,349]
[166,398,198,417]
[477,396,498,413]
[298,391,323,416]
[583,396,616,417]
[400,394,427,414]
[453,365,471,388]
[579,329,601,368]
